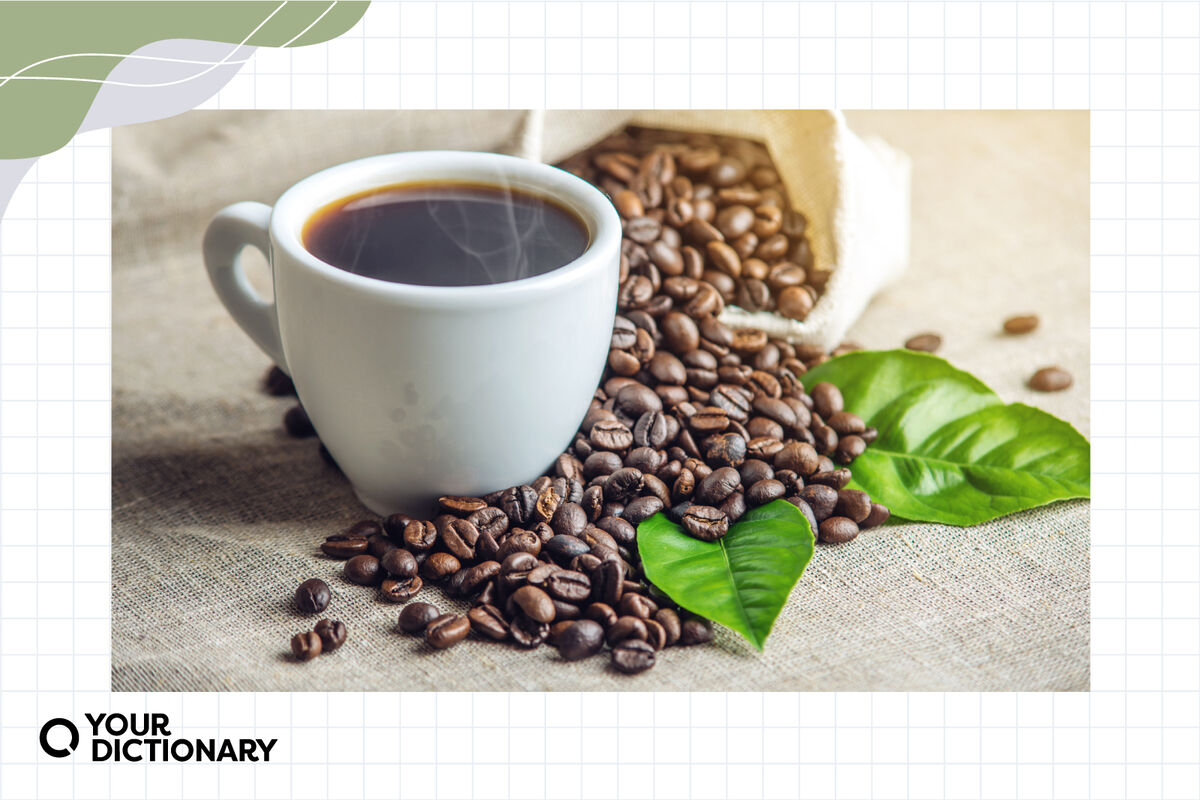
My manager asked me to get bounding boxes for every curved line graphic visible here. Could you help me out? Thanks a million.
[279,1,337,48]
[0,0,286,90]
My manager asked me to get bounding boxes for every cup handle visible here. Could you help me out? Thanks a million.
[202,201,288,371]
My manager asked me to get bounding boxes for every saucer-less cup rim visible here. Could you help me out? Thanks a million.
[270,150,621,313]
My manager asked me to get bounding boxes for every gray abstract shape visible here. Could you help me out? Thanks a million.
[0,38,255,221]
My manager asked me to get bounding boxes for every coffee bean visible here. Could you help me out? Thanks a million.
[1029,366,1072,392]
[835,434,866,464]
[284,405,316,437]
[810,382,843,418]
[294,578,331,613]
[605,467,644,501]
[314,619,347,652]
[402,520,438,552]
[705,432,747,468]
[681,505,729,541]
[623,495,665,525]
[380,576,423,603]
[438,495,486,516]
[263,365,296,396]
[654,609,682,645]
[607,615,649,646]
[834,489,872,523]
[510,614,551,648]
[612,639,656,674]
[550,503,588,538]
[679,617,713,646]
[619,593,658,619]
[1004,314,1039,334]
[746,478,785,506]
[695,466,740,505]
[511,585,556,623]
[398,602,441,633]
[585,602,618,628]
[344,555,382,586]
[818,516,860,544]
[860,502,891,530]
[425,614,471,649]
[291,631,322,661]
[421,552,461,581]
[590,419,634,451]
[468,604,510,641]
[558,619,606,661]
[905,333,942,352]
[321,532,369,559]
[596,516,637,547]
[381,548,418,578]
[545,570,592,603]
[808,468,851,490]
[799,485,838,520]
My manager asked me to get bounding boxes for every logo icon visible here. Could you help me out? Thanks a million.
[39,718,79,758]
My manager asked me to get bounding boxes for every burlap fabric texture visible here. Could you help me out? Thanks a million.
[112,111,1089,691]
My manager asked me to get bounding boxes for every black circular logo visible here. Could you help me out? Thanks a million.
[39,718,79,758]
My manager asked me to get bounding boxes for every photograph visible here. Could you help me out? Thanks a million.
[111,109,1089,692]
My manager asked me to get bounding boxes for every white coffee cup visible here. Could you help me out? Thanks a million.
[203,151,621,515]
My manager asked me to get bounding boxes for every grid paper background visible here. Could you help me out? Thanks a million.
[0,0,1184,797]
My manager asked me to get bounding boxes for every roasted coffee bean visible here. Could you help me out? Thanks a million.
[905,333,942,352]
[739,459,774,486]
[810,382,844,418]
[584,450,623,479]
[501,485,540,525]
[808,468,852,490]
[695,466,741,505]
[314,619,347,652]
[777,285,814,320]
[321,532,369,559]
[476,532,501,562]
[551,502,588,537]
[582,526,619,553]
[398,602,441,633]
[623,495,665,525]
[381,547,418,579]
[818,516,859,544]
[438,495,486,516]
[421,552,461,581]
[619,593,658,619]
[546,570,592,603]
[497,529,542,560]
[632,411,673,449]
[719,490,747,521]
[679,617,714,646]
[581,484,605,520]
[745,478,786,506]
[295,578,331,613]
[605,467,644,501]
[786,496,819,531]
[592,559,625,605]
[1029,366,1072,392]
[590,419,635,451]
[615,383,662,417]
[860,502,891,530]
[558,620,606,661]
[380,576,423,603]
[510,614,551,648]
[585,602,619,628]
[710,384,752,421]
[596,516,636,547]
[643,619,668,650]
[382,512,414,542]
[291,631,322,661]
[799,485,838,520]
[826,411,865,436]
[546,534,590,563]
[654,608,682,645]
[344,555,382,586]
[264,365,296,396]
[834,489,872,523]
[526,562,559,587]
[403,520,438,552]
[607,615,648,646]
[444,568,471,598]
[284,405,316,438]
[705,432,747,468]
[1004,314,1039,334]
[746,416,785,440]
[835,435,866,464]
[460,561,502,595]
[425,614,471,649]
[612,639,656,674]
[681,505,729,541]
[463,507,506,540]
[439,519,478,560]
[468,604,510,641]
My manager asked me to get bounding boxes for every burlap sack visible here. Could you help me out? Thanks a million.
[111,110,1088,692]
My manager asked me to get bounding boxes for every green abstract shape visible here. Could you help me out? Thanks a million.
[0,1,369,158]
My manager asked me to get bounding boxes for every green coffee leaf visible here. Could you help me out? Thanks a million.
[638,500,815,651]
[802,350,1090,526]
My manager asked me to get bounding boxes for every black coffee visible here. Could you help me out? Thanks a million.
[302,182,589,287]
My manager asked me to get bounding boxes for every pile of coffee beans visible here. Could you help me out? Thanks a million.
[273,127,898,672]
[556,126,828,321]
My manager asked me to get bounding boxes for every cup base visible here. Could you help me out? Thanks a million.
[353,487,404,517]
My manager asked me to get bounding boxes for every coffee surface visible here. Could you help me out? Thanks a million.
[303,182,589,287]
